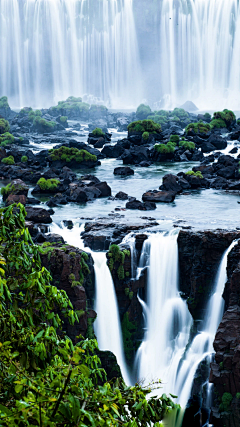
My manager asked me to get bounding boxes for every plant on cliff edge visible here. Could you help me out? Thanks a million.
[0,204,179,426]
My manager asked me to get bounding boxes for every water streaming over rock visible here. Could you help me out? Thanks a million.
[49,222,130,384]
[0,0,142,109]
[135,232,238,424]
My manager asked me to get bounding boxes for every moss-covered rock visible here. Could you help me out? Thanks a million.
[0,132,14,147]
[1,155,15,165]
[128,119,161,135]
[154,141,176,154]
[179,139,195,150]
[136,103,152,120]
[211,109,236,129]
[186,121,211,135]
[48,146,98,169]
[1,179,29,201]
[0,118,10,134]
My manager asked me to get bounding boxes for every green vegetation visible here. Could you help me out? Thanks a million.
[186,121,211,135]
[136,103,152,120]
[170,135,180,144]
[204,112,211,121]
[0,132,14,146]
[51,96,90,114]
[89,104,108,114]
[154,141,176,154]
[212,109,236,128]
[179,139,195,150]
[37,177,60,191]
[121,312,137,364]
[60,115,68,123]
[0,119,10,134]
[33,116,56,130]
[49,146,97,163]
[0,96,9,110]
[92,127,104,137]
[210,118,226,129]
[1,155,15,165]
[79,252,90,286]
[185,170,203,178]
[142,131,149,141]
[171,108,189,121]
[21,155,28,163]
[219,392,233,412]
[0,203,178,425]
[1,183,15,197]
[108,244,130,280]
[128,119,161,134]
[28,109,42,121]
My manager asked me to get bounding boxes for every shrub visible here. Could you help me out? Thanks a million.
[170,108,189,121]
[179,140,195,150]
[142,131,149,141]
[128,119,161,134]
[219,392,233,412]
[136,103,152,120]
[0,96,9,109]
[33,116,56,130]
[154,141,176,154]
[186,121,211,134]
[1,155,15,165]
[210,118,227,129]
[21,156,28,163]
[49,146,97,163]
[1,183,15,196]
[51,96,90,114]
[0,118,10,134]
[0,132,14,145]
[92,127,104,137]
[60,115,67,123]
[28,109,42,121]
[170,135,180,144]
[37,177,60,191]
[204,112,211,121]
[212,109,236,128]
[185,170,203,178]
[147,114,168,126]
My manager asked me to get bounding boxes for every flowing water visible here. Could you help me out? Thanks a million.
[49,222,130,384]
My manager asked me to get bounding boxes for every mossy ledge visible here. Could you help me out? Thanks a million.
[107,244,131,281]
[48,145,98,168]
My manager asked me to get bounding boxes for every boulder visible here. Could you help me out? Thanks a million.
[142,191,176,203]
[94,181,111,197]
[101,144,125,158]
[115,191,128,200]
[201,141,216,153]
[25,207,53,224]
[1,178,29,201]
[207,134,227,150]
[160,174,182,193]
[114,167,134,176]
[6,194,27,206]
[125,200,156,210]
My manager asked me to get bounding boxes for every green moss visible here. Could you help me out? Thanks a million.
[92,127,104,137]
[0,132,14,145]
[60,116,67,123]
[186,121,211,135]
[128,119,161,134]
[121,313,137,364]
[117,265,125,280]
[185,170,203,178]
[0,96,9,110]
[107,245,130,281]
[125,288,130,296]
[37,178,60,191]
[1,155,15,165]
[219,392,233,412]
[210,119,226,129]
[129,291,133,300]
[142,131,149,141]
[72,281,81,288]
[28,109,42,122]
[136,104,152,120]
[69,251,76,257]
[49,146,97,163]
[212,109,236,128]
[0,119,10,134]
[51,96,90,114]
[76,309,85,318]
[171,108,189,121]
[21,156,28,163]
[69,273,75,282]
[170,135,180,144]
[179,140,195,150]
[154,141,176,154]
[86,317,95,339]
[1,183,15,196]
[79,254,90,286]
[33,116,56,130]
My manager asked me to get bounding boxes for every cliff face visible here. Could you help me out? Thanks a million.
[210,242,240,427]
[40,242,95,343]
[177,230,240,320]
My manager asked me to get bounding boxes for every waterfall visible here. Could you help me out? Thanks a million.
[49,223,130,384]
[135,232,238,421]
[157,0,240,110]
[0,0,142,109]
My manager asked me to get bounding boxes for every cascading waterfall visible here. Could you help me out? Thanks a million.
[49,223,130,384]
[0,0,142,109]
[157,0,240,110]
[135,232,238,422]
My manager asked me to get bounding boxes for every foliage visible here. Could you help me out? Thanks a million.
[89,105,108,114]
[136,104,152,120]
[1,156,15,165]
[0,96,9,110]
[185,170,203,178]
[203,112,211,121]
[128,120,161,134]
[21,156,28,163]
[51,96,90,114]
[108,245,130,280]
[179,139,195,150]
[212,109,236,128]
[142,131,149,141]
[121,313,137,364]
[0,132,14,146]
[37,178,60,191]
[33,116,56,130]
[92,127,104,137]
[171,108,189,121]
[219,392,233,412]
[169,135,180,144]
[0,119,10,134]
[49,146,97,163]
[28,109,42,122]
[210,119,226,129]
[1,183,16,197]
[185,121,211,134]
[154,142,176,154]
[60,116,68,123]
[0,204,178,426]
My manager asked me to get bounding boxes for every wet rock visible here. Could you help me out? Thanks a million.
[207,134,227,150]
[160,173,182,193]
[6,194,27,206]
[94,181,111,197]
[125,199,156,210]
[115,191,129,200]
[101,143,125,158]
[25,207,53,224]
[201,141,216,153]
[1,178,29,201]
[114,166,134,176]
[142,190,176,203]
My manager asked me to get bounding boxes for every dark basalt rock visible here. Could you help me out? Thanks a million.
[6,194,27,206]
[101,143,125,158]
[1,178,29,201]
[94,181,112,197]
[125,199,156,210]
[207,134,227,150]
[114,166,134,176]
[46,193,68,207]
[25,207,53,224]
[115,191,129,200]
[142,190,176,203]
[160,173,182,193]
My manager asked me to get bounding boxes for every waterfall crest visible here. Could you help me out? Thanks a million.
[49,223,130,384]
[0,0,142,109]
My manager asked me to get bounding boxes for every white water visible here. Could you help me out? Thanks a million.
[158,0,240,110]
[136,232,237,416]
[0,0,142,109]
[49,223,130,384]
